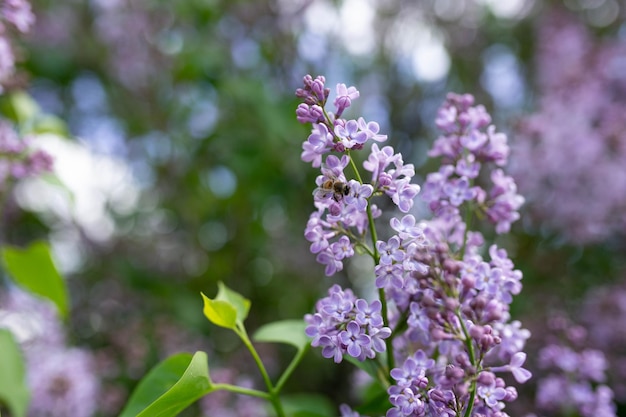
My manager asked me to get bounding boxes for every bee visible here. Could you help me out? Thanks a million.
[314,175,351,202]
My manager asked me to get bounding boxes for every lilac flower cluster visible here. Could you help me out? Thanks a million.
[423,93,523,235]
[0,0,34,89]
[526,314,616,417]
[305,284,391,363]
[381,94,530,417]
[296,76,531,416]
[0,287,100,417]
[298,75,420,277]
[580,282,626,401]
[0,120,53,192]
[511,9,626,244]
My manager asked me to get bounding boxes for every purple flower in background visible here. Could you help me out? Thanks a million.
[27,347,100,417]
[0,122,54,190]
[0,288,101,417]
[2,0,35,33]
[339,403,369,417]
[529,312,617,417]
[510,9,626,243]
[442,176,475,207]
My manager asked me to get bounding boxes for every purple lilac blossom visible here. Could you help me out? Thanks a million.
[423,92,524,236]
[27,347,100,417]
[304,284,391,363]
[0,0,34,88]
[510,9,626,244]
[2,0,35,33]
[580,282,626,401]
[0,120,54,191]
[0,288,101,417]
[525,312,617,417]
[297,76,530,416]
[297,75,421,277]
[0,286,64,348]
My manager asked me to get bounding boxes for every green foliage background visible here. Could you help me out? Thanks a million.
[2,0,626,415]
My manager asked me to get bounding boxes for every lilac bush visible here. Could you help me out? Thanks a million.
[0,287,101,417]
[297,75,531,416]
[523,313,616,417]
[511,9,626,244]
[0,120,53,193]
[0,0,34,89]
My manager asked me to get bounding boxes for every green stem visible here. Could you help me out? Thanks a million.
[459,204,473,260]
[459,315,478,417]
[236,326,286,417]
[347,151,395,375]
[275,344,311,393]
[212,383,271,399]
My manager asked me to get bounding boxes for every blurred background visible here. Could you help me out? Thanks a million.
[2,0,626,415]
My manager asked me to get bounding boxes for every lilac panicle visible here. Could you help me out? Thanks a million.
[423,93,524,236]
[531,313,617,417]
[511,10,626,243]
[297,75,422,277]
[305,284,391,363]
[297,76,530,416]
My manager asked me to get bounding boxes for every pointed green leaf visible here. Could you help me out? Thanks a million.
[120,351,213,417]
[253,319,309,350]
[344,355,382,381]
[215,281,250,322]
[0,329,30,417]
[1,241,69,318]
[201,292,237,329]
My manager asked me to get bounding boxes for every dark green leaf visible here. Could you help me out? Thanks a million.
[281,393,335,417]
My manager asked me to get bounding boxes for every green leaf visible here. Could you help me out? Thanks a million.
[1,92,40,124]
[281,393,335,417]
[1,241,69,318]
[215,281,250,322]
[0,329,30,417]
[29,115,69,137]
[344,355,382,381]
[201,292,237,329]
[120,351,213,417]
[354,382,390,415]
[253,319,308,350]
